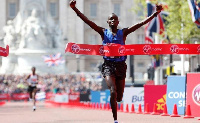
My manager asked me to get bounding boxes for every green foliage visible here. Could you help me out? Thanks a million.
[133,0,200,44]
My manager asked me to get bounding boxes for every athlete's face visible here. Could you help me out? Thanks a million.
[107,14,119,28]
[32,67,36,73]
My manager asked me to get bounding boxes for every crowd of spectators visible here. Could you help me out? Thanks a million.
[0,73,103,94]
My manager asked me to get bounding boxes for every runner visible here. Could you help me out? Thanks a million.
[26,66,39,111]
[69,0,162,122]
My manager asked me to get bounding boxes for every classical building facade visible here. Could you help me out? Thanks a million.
[0,0,156,81]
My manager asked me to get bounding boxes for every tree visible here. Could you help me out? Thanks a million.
[133,0,200,43]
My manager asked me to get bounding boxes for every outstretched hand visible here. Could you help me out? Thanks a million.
[156,4,163,13]
[70,0,76,8]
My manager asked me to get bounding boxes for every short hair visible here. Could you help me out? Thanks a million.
[108,13,118,20]
[31,66,36,70]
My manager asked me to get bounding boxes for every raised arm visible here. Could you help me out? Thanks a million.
[70,0,104,37]
[123,4,163,37]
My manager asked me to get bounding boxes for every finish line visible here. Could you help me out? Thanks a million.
[0,45,9,57]
[65,43,200,56]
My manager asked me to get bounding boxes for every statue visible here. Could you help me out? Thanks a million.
[53,25,63,48]
[19,9,48,49]
[3,20,16,48]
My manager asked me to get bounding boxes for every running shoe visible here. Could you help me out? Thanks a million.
[33,106,36,111]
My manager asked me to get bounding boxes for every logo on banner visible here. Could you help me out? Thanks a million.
[118,46,126,55]
[168,91,185,107]
[192,84,200,106]
[71,44,80,53]
[0,50,6,53]
[170,45,179,54]
[99,46,109,55]
[156,94,166,110]
[197,45,200,53]
[132,90,144,103]
[99,46,104,55]
[143,45,152,54]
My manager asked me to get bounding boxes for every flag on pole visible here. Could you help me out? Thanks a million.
[187,0,200,28]
[42,53,65,67]
[145,0,169,44]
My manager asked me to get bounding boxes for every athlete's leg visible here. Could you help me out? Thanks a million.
[32,88,37,107]
[105,76,117,120]
[29,86,33,99]
[116,78,125,102]
[115,61,126,102]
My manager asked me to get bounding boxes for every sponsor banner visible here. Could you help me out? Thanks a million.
[0,94,10,101]
[144,85,167,113]
[54,93,69,103]
[68,93,80,103]
[11,93,29,100]
[123,87,144,112]
[0,45,9,57]
[66,43,200,56]
[0,101,6,106]
[91,90,110,104]
[36,92,46,101]
[166,76,186,115]
[46,93,55,100]
[186,73,200,117]
[80,93,90,102]
[0,93,54,101]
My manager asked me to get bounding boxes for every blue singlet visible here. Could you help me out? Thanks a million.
[102,29,127,62]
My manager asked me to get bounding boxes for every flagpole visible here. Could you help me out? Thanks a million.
[181,23,185,76]
[154,34,160,85]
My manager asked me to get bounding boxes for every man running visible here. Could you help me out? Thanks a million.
[69,0,162,122]
[26,66,39,111]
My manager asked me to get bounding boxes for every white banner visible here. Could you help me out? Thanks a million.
[36,92,46,101]
[123,87,144,112]
[54,94,69,103]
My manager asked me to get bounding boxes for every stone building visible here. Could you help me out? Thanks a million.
[0,0,159,82]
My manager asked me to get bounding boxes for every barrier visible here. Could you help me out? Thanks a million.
[69,92,80,103]
[0,93,55,101]
[186,73,200,117]
[166,76,186,115]
[11,93,29,101]
[54,93,69,103]
[123,87,144,112]
[0,94,10,101]
[80,93,90,102]
[144,85,167,113]
[0,101,6,106]
[36,92,46,101]
[91,90,110,104]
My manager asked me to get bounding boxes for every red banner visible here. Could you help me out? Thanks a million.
[0,94,10,100]
[0,45,9,57]
[144,85,167,113]
[11,93,29,100]
[68,93,80,103]
[46,93,55,100]
[186,73,200,117]
[65,43,200,56]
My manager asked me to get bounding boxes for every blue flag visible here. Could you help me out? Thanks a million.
[188,0,200,28]
[145,0,169,44]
